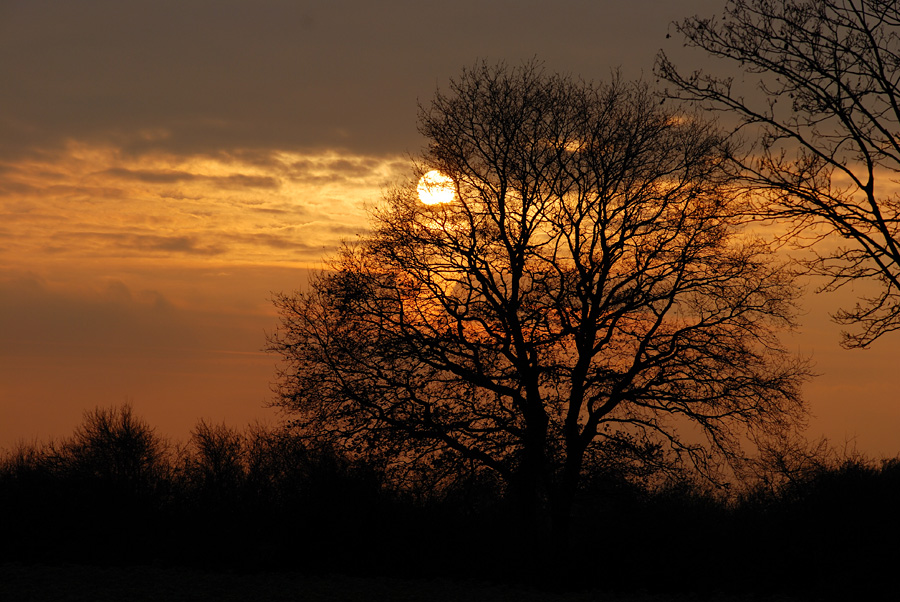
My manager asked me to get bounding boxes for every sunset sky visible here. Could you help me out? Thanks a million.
[2,0,898,456]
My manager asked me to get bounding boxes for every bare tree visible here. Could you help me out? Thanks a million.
[268,62,809,546]
[188,420,246,493]
[60,405,168,494]
[657,0,900,348]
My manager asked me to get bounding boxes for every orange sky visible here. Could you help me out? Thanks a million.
[0,145,406,444]
[2,0,898,456]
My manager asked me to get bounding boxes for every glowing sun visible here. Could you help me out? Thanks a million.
[417,170,455,205]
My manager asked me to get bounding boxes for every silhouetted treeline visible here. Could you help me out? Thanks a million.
[1,406,898,598]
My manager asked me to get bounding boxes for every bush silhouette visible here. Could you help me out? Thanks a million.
[2,405,898,596]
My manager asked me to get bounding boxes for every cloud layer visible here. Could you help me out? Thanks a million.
[0,144,408,272]
[1,0,723,160]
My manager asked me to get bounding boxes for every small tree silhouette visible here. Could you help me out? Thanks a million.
[188,420,246,496]
[59,405,168,499]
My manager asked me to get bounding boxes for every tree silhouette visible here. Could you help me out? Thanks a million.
[268,62,809,547]
[657,0,900,348]
[59,405,168,498]
[188,420,246,496]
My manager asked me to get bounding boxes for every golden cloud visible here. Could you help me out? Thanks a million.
[0,142,409,272]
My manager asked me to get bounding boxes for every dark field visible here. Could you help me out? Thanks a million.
[2,409,897,601]
[1,563,802,602]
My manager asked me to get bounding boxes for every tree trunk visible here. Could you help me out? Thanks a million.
[549,452,582,560]
[506,424,586,581]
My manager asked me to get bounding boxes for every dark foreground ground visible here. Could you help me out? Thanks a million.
[1,563,801,602]
[3,412,895,601]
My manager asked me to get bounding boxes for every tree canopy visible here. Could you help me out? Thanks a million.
[268,62,809,542]
[658,0,900,347]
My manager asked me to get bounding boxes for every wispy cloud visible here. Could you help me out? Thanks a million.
[102,167,281,189]
[52,232,228,256]
[0,143,408,269]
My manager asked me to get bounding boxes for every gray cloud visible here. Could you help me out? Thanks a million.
[54,231,227,256]
[102,167,280,189]
[219,174,279,189]
[224,232,323,252]
[0,0,725,160]
[0,274,186,358]
[325,223,368,236]
[102,167,198,183]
